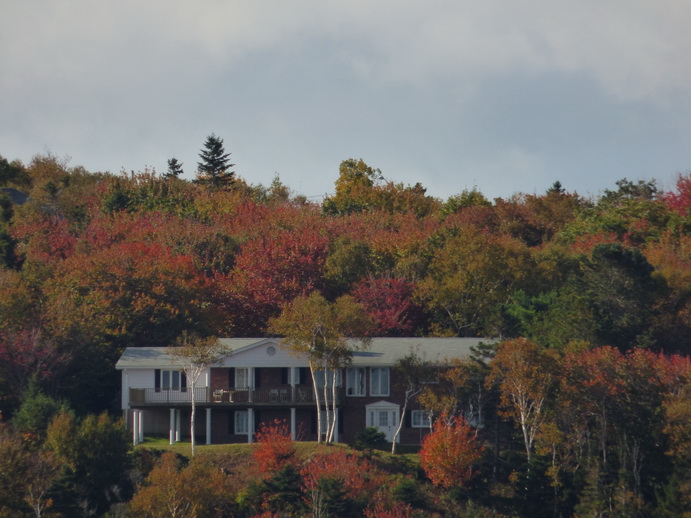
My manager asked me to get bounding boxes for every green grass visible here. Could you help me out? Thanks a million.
[134,436,420,470]
[134,436,357,458]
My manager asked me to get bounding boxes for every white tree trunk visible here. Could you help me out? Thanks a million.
[391,392,411,454]
[309,363,323,444]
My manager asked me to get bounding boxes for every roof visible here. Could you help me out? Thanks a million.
[116,337,494,370]
[350,337,491,366]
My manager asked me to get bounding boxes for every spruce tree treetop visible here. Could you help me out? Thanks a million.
[163,158,184,180]
[196,133,235,189]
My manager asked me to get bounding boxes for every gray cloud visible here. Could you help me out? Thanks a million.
[2,1,690,200]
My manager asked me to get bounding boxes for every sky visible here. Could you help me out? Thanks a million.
[2,1,691,202]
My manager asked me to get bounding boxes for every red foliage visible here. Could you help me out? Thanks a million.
[300,449,386,504]
[0,328,70,392]
[252,419,296,476]
[45,241,223,345]
[419,415,481,489]
[219,227,329,335]
[351,276,424,336]
[571,231,621,255]
[663,173,691,216]
[11,216,76,265]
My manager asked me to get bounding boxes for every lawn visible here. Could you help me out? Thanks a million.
[134,436,420,472]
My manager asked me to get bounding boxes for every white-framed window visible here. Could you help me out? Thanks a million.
[346,367,366,396]
[235,411,248,435]
[314,370,341,389]
[235,368,249,389]
[160,370,184,391]
[411,410,431,428]
[370,367,389,396]
[378,411,389,427]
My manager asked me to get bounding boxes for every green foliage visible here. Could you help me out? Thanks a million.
[585,243,661,348]
[0,155,28,187]
[45,411,132,515]
[164,157,184,179]
[196,133,235,189]
[323,158,382,215]
[324,236,373,296]
[441,187,491,216]
[102,180,132,213]
[12,378,69,438]
[354,426,388,453]
[243,464,307,517]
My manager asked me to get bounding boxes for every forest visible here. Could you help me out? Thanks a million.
[0,144,690,517]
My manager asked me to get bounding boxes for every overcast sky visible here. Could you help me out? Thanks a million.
[3,1,691,201]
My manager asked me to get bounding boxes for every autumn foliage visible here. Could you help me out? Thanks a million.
[253,419,296,476]
[3,152,691,515]
[419,415,481,489]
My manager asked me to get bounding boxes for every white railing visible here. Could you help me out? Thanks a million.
[129,386,341,405]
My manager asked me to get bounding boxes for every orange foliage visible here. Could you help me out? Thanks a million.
[419,415,481,488]
[252,419,296,476]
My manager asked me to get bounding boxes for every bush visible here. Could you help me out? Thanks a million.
[354,427,387,453]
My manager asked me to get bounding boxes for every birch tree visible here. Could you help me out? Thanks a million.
[269,292,373,444]
[168,333,227,456]
[391,350,432,453]
[487,337,558,464]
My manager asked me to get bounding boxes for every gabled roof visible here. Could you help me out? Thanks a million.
[350,337,491,366]
[115,337,494,370]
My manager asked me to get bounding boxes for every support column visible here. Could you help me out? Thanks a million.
[248,368,254,403]
[132,410,139,446]
[138,410,144,443]
[169,408,176,444]
[175,410,181,443]
[248,408,254,444]
[290,407,296,440]
[290,367,298,402]
[206,408,212,445]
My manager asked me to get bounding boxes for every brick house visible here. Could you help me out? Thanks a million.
[116,337,489,446]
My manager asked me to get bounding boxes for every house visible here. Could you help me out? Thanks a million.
[116,337,490,446]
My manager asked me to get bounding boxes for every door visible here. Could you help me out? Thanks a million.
[368,408,398,442]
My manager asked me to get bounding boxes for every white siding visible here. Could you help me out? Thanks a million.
[219,342,308,368]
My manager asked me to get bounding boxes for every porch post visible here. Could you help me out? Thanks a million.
[291,367,298,401]
[206,407,212,445]
[175,409,181,442]
[169,408,175,444]
[290,407,296,440]
[132,410,139,446]
[248,408,254,444]
[248,368,254,403]
[138,410,144,443]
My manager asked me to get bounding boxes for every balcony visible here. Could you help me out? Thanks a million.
[129,386,343,407]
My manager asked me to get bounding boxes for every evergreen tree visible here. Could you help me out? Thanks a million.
[195,133,235,188]
[163,158,184,179]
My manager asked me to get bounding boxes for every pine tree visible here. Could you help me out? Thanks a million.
[164,158,184,179]
[196,133,235,188]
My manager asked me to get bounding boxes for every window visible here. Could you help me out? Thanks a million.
[314,370,341,389]
[370,367,389,396]
[235,368,249,389]
[156,369,186,391]
[234,411,248,434]
[346,368,366,396]
[378,411,389,427]
[411,410,431,428]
